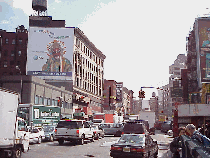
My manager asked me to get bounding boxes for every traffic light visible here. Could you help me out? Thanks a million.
[57,97,62,107]
[138,90,145,98]
[142,91,145,98]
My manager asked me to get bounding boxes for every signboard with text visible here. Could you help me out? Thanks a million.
[33,105,60,126]
[27,27,74,80]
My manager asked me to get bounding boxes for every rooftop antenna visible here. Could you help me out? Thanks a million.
[32,0,48,16]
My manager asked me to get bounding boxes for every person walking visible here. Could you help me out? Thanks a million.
[186,124,203,143]
[170,127,186,158]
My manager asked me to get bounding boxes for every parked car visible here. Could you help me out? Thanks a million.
[110,134,158,158]
[161,121,172,133]
[99,123,124,137]
[28,127,45,144]
[122,120,148,135]
[43,125,56,142]
[92,125,105,140]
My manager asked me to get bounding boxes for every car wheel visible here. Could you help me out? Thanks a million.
[79,135,85,145]
[50,135,54,142]
[94,134,99,140]
[37,137,42,144]
[90,135,94,142]
[58,139,64,145]
[13,147,22,158]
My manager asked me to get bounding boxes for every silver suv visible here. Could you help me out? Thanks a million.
[99,123,124,137]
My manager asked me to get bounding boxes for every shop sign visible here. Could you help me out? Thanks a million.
[178,117,191,123]
[178,104,210,116]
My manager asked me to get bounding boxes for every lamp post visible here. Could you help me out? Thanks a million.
[16,66,22,103]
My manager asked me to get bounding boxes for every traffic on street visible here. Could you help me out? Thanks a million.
[21,130,173,158]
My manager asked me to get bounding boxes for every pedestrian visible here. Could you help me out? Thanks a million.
[170,127,186,158]
[186,124,203,144]
[186,124,210,148]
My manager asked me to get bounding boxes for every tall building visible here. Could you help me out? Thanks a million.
[185,16,210,104]
[0,25,28,76]
[0,1,106,120]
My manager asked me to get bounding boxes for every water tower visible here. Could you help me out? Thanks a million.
[32,0,47,16]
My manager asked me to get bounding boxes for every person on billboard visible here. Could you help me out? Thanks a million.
[42,40,72,72]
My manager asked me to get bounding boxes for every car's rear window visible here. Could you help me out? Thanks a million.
[56,121,82,129]
[123,123,145,134]
[118,134,144,144]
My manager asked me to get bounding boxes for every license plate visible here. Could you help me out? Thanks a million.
[123,147,130,152]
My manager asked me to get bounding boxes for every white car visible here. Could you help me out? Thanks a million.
[28,127,45,144]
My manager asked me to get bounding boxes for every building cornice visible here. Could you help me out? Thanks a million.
[74,27,106,60]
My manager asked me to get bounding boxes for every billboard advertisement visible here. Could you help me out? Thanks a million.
[27,27,74,80]
[195,18,210,83]
[116,82,123,103]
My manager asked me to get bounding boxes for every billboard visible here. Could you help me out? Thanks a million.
[116,82,123,103]
[33,105,60,126]
[195,18,210,83]
[178,104,210,117]
[27,27,74,80]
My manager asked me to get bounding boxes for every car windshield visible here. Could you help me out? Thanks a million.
[118,135,144,144]
[43,126,55,132]
[57,121,81,128]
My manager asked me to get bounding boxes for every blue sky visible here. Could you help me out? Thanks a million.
[0,0,210,100]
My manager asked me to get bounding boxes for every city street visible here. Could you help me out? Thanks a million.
[22,130,174,158]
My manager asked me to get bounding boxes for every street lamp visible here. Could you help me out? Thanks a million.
[16,66,22,103]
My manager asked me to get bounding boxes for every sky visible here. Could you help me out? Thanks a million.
[0,0,210,100]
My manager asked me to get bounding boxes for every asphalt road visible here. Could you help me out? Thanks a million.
[22,130,174,158]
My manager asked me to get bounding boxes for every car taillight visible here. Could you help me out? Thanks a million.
[137,148,145,152]
[111,146,122,151]
[131,148,137,152]
[55,129,57,134]
[94,131,96,134]
[122,132,124,135]
[131,148,145,152]
[76,130,79,134]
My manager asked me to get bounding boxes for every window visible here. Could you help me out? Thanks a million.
[44,98,47,105]
[39,97,43,104]
[35,96,39,104]
[47,98,51,105]
[11,51,15,56]
[5,38,8,44]
[3,61,7,67]
[12,39,15,44]
[55,100,58,106]
[18,51,21,56]
[4,50,8,56]
[19,39,22,45]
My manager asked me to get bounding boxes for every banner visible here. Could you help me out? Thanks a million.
[27,27,74,80]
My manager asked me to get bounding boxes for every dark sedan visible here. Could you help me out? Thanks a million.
[110,134,158,158]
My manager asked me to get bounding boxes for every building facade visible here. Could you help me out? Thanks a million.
[0,25,28,76]
[73,28,106,117]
